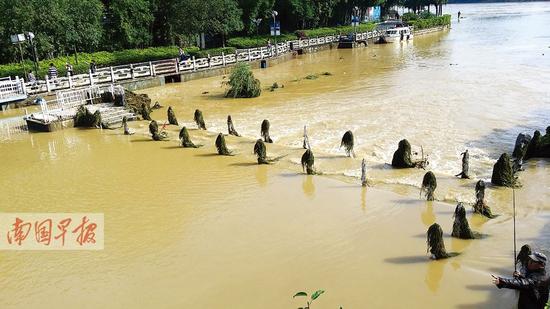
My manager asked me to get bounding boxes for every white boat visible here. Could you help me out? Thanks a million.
[382,26,413,43]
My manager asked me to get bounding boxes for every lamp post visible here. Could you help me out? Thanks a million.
[26,32,39,75]
[270,11,279,36]
[252,18,262,36]
[10,33,27,78]
[270,11,280,55]
[352,6,360,35]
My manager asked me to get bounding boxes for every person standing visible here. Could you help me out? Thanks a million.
[179,47,185,62]
[65,62,73,76]
[89,60,97,74]
[458,11,461,21]
[47,63,58,80]
[492,252,549,309]
[27,71,36,84]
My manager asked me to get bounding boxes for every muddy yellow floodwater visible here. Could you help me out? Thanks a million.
[1,2,550,308]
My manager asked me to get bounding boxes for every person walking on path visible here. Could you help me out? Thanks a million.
[492,251,549,309]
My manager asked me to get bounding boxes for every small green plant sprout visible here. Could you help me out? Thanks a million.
[293,290,325,309]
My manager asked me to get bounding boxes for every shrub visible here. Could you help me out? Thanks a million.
[408,15,451,30]
[188,47,236,59]
[227,34,295,49]
[300,23,377,38]
[402,12,418,22]
[225,62,261,98]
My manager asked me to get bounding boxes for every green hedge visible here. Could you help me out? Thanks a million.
[227,34,296,49]
[408,15,451,30]
[226,23,376,49]
[190,47,236,59]
[299,23,377,38]
[0,46,236,79]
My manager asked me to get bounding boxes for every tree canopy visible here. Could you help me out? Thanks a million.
[0,0,445,64]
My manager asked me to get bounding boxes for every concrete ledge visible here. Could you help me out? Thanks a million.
[414,25,450,36]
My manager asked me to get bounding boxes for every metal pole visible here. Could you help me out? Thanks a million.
[18,43,28,78]
[513,188,517,272]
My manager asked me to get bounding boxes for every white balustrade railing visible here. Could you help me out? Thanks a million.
[13,30,381,98]
[0,77,26,101]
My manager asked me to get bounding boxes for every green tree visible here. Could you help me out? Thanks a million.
[64,0,104,58]
[209,0,243,47]
[103,0,154,49]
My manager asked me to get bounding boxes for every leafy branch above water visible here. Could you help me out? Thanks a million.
[293,290,325,309]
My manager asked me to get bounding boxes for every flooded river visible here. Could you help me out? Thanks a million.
[1,2,550,308]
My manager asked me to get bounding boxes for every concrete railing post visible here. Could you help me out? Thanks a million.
[208,54,212,68]
[68,74,73,88]
[149,61,155,76]
[130,64,135,79]
[46,76,51,92]
[110,67,116,82]
[247,49,251,61]
[89,70,94,87]
[20,77,27,95]
[222,52,226,66]
[175,58,180,73]
[192,56,197,71]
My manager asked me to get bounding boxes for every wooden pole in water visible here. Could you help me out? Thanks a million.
[513,187,517,272]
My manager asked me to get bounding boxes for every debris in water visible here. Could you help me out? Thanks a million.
[421,171,437,201]
[215,133,232,155]
[167,106,178,125]
[194,109,206,130]
[261,119,273,143]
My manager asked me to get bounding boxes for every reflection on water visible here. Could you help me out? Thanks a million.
[421,203,436,227]
[255,165,268,187]
[302,175,315,198]
[361,187,367,211]
[425,259,446,293]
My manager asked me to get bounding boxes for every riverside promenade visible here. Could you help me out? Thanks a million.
[0,30,388,104]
